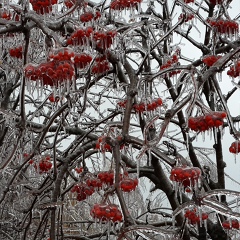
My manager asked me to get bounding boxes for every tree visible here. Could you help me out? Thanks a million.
[0,0,240,239]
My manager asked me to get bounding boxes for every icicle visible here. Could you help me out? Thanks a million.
[148,149,151,167]
[179,184,183,204]
[137,155,140,178]
[218,72,222,82]
[198,206,203,226]
[107,221,111,239]
[172,215,175,230]
[102,151,106,169]
[202,131,205,142]
[236,198,239,212]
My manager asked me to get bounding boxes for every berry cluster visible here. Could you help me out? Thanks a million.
[97,171,114,185]
[184,209,209,225]
[49,48,74,62]
[90,203,123,222]
[71,174,106,201]
[170,166,201,188]
[24,60,74,87]
[0,10,11,20]
[188,111,227,132]
[48,93,60,103]
[50,48,92,69]
[9,46,23,59]
[95,136,124,152]
[74,53,92,68]
[222,219,240,230]
[24,48,88,86]
[229,141,240,154]
[120,177,138,192]
[91,55,111,74]
[178,13,194,22]
[30,0,58,14]
[64,0,76,8]
[209,0,223,5]
[75,167,83,173]
[80,11,101,22]
[71,182,94,201]
[86,177,103,189]
[207,18,239,36]
[97,170,129,185]
[160,53,181,77]
[93,30,117,50]
[67,27,93,46]
[133,98,163,113]
[110,0,142,11]
[117,98,163,113]
[202,55,221,67]
[95,136,112,152]
[34,156,52,174]
[184,0,194,3]
[67,28,117,50]
[117,100,127,108]
[227,61,240,78]
[80,12,94,22]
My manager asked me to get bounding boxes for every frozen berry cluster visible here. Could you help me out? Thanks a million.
[202,55,221,67]
[222,219,240,230]
[80,11,101,22]
[90,203,123,222]
[48,48,75,62]
[117,98,163,113]
[25,48,93,87]
[170,166,201,188]
[71,174,106,201]
[67,27,93,46]
[160,53,181,77]
[75,167,83,173]
[134,98,162,112]
[227,61,240,78]
[66,27,117,50]
[93,30,117,50]
[110,0,142,11]
[117,100,127,108]
[229,141,240,154]
[0,8,20,21]
[9,46,23,59]
[188,111,227,132]
[91,55,111,74]
[207,18,239,36]
[71,182,95,201]
[97,170,134,188]
[30,0,58,14]
[95,135,124,152]
[73,53,92,69]
[209,0,223,5]
[134,98,163,112]
[86,177,103,189]
[48,93,61,103]
[184,0,194,3]
[97,170,115,185]
[24,60,74,87]
[34,156,52,174]
[95,136,112,152]
[64,0,76,8]
[0,9,11,20]
[184,209,209,225]
[178,13,194,22]
[120,177,138,192]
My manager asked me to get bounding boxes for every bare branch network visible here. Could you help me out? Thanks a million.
[0,0,240,239]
